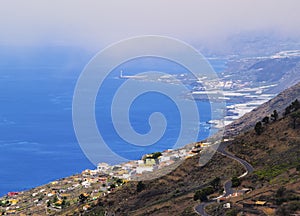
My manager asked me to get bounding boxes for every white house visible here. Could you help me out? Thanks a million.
[136,165,153,174]
[122,173,130,179]
[137,160,144,165]
[81,181,91,188]
[159,155,170,163]
[97,163,110,172]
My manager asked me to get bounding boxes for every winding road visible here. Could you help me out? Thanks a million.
[195,142,254,216]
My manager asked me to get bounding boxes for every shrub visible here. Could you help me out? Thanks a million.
[231,176,241,187]
[271,110,279,121]
[255,121,263,135]
[136,181,145,192]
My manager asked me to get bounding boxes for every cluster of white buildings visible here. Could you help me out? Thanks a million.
[96,148,197,180]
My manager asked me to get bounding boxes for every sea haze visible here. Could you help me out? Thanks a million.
[0,46,226,196]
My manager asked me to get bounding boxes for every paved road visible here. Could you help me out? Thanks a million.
[223,180,233,197]
[218,142,254,176]
[195,201,213,216]
[195,142,254,216]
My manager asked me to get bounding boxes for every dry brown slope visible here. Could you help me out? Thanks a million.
[75,153,244,216]
[224,113,300,215]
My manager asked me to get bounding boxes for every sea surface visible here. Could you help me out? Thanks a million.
[0,46,227,196]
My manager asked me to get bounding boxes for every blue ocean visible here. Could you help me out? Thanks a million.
[0,46,227,196]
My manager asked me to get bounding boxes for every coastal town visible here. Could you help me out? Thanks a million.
[0,142,206,215]
[97,144,202,180]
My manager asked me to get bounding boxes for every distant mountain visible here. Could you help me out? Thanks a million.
[222,55,300,94]
[198,31,300,58]
[224,32,300,58]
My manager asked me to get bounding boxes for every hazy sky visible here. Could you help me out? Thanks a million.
[1,0,299,49]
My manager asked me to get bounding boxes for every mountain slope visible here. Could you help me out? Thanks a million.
[220,108,300,215]
[69,153,244,216]
[225,81,300,136]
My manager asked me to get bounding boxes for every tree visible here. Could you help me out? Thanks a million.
[136,181,145,192]
[231,176,241,187]
[61,199,67,208]
[255,121,263,135]
[193,190,208,202]
[284,106,292,116]
[271,110,278,121]
[275,186,286,198]
[291,99,300,111]
[79,193,88,203]
[152,152,162,159]
[284,100,300,116]
[210,177,221,190]
[52,196,58,203]
[193,186,215,202]
[143,152,162,160]
[291,111,300,129]
[202,186,214,195]
[116,178,123,185]
[262,116,269,124]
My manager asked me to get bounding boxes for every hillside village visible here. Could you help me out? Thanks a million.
[0,143,206,215]
[97,145,205,180]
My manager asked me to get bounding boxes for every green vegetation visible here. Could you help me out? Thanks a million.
[273,187,300,214]
[210,177,221,190]
[225,208,240,216]
[282,99,300,128]
[136,181,145,193]
[54,195,59,202]
[271,109,279,121]
[86,206,106,216]
[194,177,222,201]
[113,177,123,185]
[277,201,300,215]
[109,183,116,190]
[194,186,214,202]
[145,152,162,160]
[262,116,269,124]
[254,163,293,181]
[194,190,207,202]
[79,193,88,203]
[290,110,300,129]
[273,186,297,205]
[0,200,9,207]
[284,99,300,116]
[231,176,241,188]
[255,100,300,135]
[254,121,263,135]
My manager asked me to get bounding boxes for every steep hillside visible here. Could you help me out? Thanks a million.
[223,56,300,94]
[65,153,244,216]
[216,107,300,215]
[225,81,300,137]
